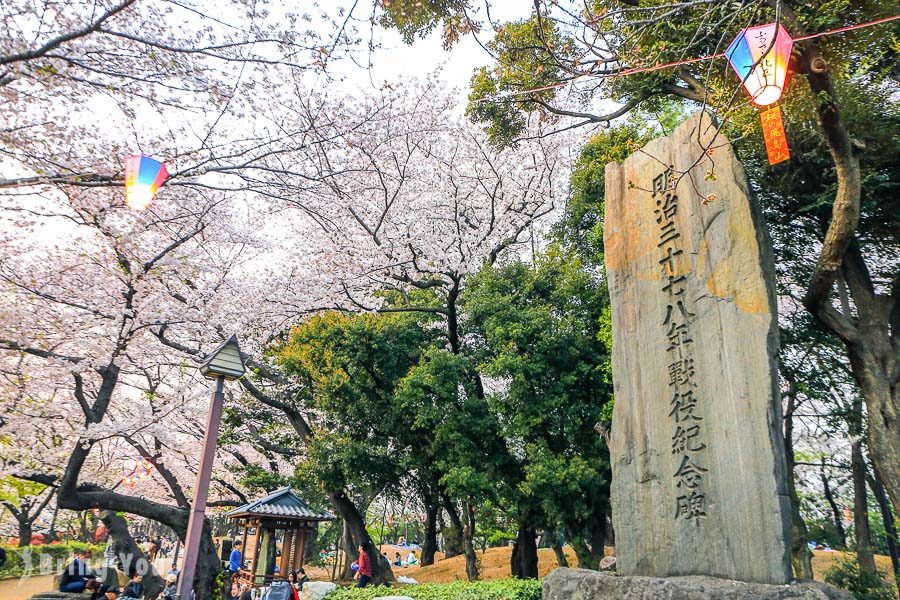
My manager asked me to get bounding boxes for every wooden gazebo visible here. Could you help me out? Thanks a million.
[226,487,334,587]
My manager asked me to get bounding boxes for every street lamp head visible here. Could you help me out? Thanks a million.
[199,334,246,380]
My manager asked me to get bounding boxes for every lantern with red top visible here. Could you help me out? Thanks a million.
[124,154,169,210]
[725,23,794,106]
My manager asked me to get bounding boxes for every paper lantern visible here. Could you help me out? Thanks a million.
[124,154,169,210]
[726,23,793,106]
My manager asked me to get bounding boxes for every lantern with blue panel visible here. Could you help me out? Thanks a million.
[124,154,169,211]
[726,23,794,165]
[726,23,793,106]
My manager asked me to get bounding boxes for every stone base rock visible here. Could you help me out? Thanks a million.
[300,581,337,600]
[543,568,852,600]
[29,594,86,600]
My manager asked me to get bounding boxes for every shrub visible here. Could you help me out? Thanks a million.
[329,578,542,600]
[0,542,105,580]
[823,557,895,600]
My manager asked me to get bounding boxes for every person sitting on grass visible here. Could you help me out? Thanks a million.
[59,549,97,593]
[160,573,178,600]
[393,552,402,567]
[405,550,418,566]
[121,573,143,599]
[102,587,120,600]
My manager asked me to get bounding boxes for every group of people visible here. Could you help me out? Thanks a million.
[388,550,418,567]
[138,535,176,562]
[225,541,309,600]
[58,548,180,600]
[59,550,151,600]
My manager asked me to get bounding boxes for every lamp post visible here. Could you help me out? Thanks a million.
[176,335,246,600]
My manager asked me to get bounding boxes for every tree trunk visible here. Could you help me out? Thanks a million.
[851,440,876,571]
[340,520,356,581]
[784,389,814,579]
[774,0,899,522]
[569,534,596,570]
[568,525,605,571]
[820,459,847,547]
[47,504,59,542]
[17,517,32,547]
[510,522,538,579]
[328,490,394,584]
[849,394,876,572]
[550,532,568,568]
[848,343,900,519]
[441,496,463,558]
[462,500,479,581]
[100,511,163,597]
[867,469,900,587]
[420,504,439,566]
[79,511,91,542]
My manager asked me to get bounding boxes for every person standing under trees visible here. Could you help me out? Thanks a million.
[229,541,243,576]
[355,542,373,588]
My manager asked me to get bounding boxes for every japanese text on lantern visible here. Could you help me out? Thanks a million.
[761,106,790,165]
[652,168,709,524]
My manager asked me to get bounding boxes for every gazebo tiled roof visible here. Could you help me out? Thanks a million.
[225,487,334,521]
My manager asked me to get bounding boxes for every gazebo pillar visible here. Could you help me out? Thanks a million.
[293,526,308,571]
[240,521,249,559]
[279,528,294,576]
[249,519,262,584]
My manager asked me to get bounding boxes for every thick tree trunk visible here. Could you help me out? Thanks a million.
[784,390,814,579]
[47,504,59,542]
[510,523,538,579]
[17,518,32,547]
[848,343,900,518]
[550,532,568,568]
[328,490,394,584]
[340,520,357,581]
[849,396,876,572]
[867,470,900,586]
[100,510,163,597]
[820,459,847,547]
[441,496,463,558]
[850,440,876,571]
[462,500,479,581]
[79,511,91,542]
[420,504,439,566]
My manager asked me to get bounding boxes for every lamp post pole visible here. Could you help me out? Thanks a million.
[176,374,226,600]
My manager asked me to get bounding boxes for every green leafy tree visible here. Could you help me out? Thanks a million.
[382,0,900,517]
[0,475,54,547]
[463,246,614,571]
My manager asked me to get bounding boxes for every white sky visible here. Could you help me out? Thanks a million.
[325,3,532,107]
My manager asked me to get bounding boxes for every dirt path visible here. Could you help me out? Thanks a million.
[0,574,55,600]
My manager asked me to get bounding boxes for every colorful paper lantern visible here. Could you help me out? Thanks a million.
[124,154,169,210]
[725,23,793,106]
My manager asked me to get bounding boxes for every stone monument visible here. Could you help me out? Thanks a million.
[545,112,852,599]
[603,111,793,584]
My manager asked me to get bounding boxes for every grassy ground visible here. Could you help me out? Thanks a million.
[397,545,897,591]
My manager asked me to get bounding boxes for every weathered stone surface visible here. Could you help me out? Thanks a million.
[543,569,852,600]
[604,112,792,584]
[29,594,85,600]
[301,581,337,600]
